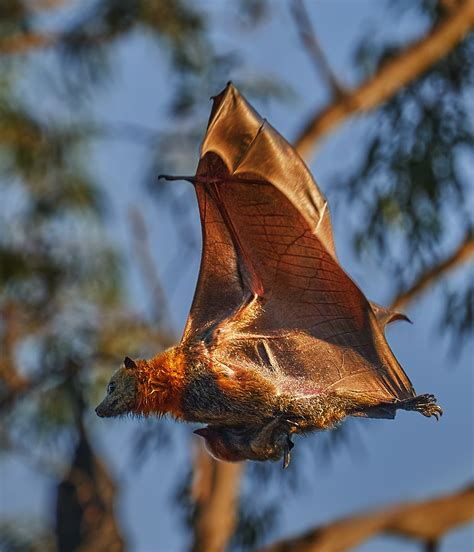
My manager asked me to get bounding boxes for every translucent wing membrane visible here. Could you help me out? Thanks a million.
[181,83,415,405]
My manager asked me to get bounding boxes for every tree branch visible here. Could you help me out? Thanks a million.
[0,121,160,151]
[290,0,345,99]
[55,420,125,552]
[0,303,27,390]
[390,232,474,311]
[128,206,173,330]
[28,0,67,11]
[294,0,474,159]
[257,484,474,552]
[0,32,58,54]
[191,442,243,552]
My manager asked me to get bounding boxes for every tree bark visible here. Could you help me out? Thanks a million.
[191,442,243,552]
[294,0,474,160]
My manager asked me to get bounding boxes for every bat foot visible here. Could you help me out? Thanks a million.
[249,417,296,466]
[400,394,443,420]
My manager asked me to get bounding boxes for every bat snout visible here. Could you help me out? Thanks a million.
[95,401,112,418]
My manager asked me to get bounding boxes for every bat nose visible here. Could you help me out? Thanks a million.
[95,405,104,417]
[194,427,209,438]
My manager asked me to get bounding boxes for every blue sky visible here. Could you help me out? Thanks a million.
[1,1,473,551]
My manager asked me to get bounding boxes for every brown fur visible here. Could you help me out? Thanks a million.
[134,349,187,419]
[97,344,358,429]
[96,344,440,464]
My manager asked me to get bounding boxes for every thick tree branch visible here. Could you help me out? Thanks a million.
[257,484,474,552]
[191,442,243,552]
[294,0,474,159]
[390,232,474,311]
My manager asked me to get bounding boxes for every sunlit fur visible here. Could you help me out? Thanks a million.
[134,348,187,419]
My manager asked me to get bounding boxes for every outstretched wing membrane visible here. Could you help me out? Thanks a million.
[181,83,415,405]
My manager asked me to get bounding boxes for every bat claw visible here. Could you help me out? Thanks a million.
[282,436,294,469]
[399,394,443,419]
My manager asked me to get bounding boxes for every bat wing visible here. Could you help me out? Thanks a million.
[182,83,415,405]
[180,156,246,340]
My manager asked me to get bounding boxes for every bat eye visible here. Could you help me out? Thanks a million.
[107,382,116,394]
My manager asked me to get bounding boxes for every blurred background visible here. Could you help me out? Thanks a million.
[0,1,473,551]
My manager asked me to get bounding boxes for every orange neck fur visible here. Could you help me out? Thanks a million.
[135,347,187,420]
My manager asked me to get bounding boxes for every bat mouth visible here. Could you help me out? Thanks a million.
[95,398,118,418]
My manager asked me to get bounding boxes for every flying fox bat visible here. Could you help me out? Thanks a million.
[96,83,442,468]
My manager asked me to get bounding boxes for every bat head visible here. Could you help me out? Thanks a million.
[95,356,139,418]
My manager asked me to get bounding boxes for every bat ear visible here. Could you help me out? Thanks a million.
[194,428,210,439]
[123,356,137,370]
